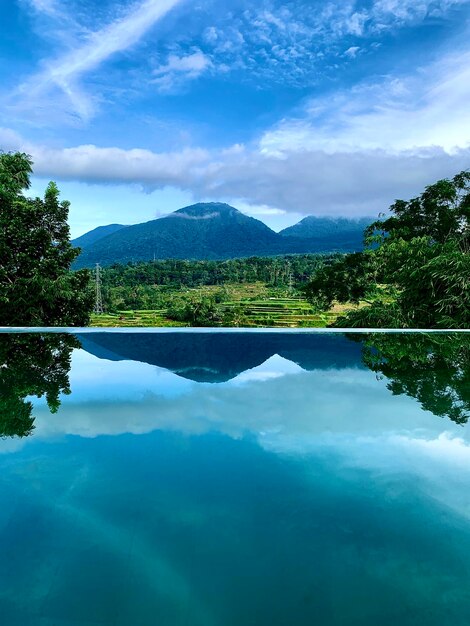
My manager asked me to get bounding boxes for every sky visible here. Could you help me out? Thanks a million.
[1,0,469,236]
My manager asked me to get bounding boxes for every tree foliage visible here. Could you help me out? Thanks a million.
[0,152,93,326]
[305,171,470,328]
[304,252,376,310]
[96,254,330,312]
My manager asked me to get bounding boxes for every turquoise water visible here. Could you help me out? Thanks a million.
[0,331,469,625]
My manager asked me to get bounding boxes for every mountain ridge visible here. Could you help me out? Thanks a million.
[279,216,373,238]
[72,202,372,268]
[72,223,128,249]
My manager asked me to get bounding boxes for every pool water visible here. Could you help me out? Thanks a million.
[0,331,469,625]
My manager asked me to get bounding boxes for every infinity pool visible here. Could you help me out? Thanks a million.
[0,331,469,625]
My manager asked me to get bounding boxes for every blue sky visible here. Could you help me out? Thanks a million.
[1,0,469,236]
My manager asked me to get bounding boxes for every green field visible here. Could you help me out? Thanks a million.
[89,282,356,328]
[90,309,186,327]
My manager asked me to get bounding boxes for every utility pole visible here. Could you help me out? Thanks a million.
[94,263,104,314]
[287,261,293,295]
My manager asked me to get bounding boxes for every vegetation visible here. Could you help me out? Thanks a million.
[87,170,469,330]
[280,215,372,239]
[71,223,127,249]
[0,152,93,326]
[100,254,329,301]
[90,282,347,328]
[305,171,470,328]
[3,151,466,330]
[89,255,348,327]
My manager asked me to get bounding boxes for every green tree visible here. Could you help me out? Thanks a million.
[0,152,93,325]
[167,293,223,326]
[0,333,78,437]
[305,171,470,328]
[304,252,377,311]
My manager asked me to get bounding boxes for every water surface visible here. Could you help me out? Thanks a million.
[0,331,469,625]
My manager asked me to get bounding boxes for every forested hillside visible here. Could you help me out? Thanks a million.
[73,203,368,267]
[280,216,372,241]
[72,223,127,249]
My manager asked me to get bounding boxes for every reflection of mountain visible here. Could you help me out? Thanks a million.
[76,332,364,383]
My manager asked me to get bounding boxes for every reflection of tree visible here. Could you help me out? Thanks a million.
[353,333,470,425]
[0,334,78,438]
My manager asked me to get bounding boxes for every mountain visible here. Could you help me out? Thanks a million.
[72,223,127,249]
[73,203,371,268]
[280,216,372,244]
[74,203,280,268]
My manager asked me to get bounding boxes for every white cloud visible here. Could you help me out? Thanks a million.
[8,0,470,127]
[33,143,209,186]
[2,38,470,219]
[13,0,184,121]
[259,48,470,154]
[344,46,360,58]
[152,50,212,92]
[201,146,470,215]
[371,0,470,25]
[25,0,61,17]
[0,127,24,151]
[193,0,470,88]
[2,125,469,217]
[203,25,219,44]
[0,127,212,187]
[219,199,285,217]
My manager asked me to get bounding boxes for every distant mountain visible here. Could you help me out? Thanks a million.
[73,203,371,268]
[72,224,127,249]
[74,203,280,268]
[280,216,372,240]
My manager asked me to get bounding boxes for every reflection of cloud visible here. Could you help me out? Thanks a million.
[392,432,470,468]
[261,430,470,470]
[17,350,462,446]
[4,347,470,523]
[259,428,470,521]
[67,349,193,399]
[0,438,28,455]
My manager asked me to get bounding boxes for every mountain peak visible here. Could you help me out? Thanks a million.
[280,216,373,239]
[170,202,241,220]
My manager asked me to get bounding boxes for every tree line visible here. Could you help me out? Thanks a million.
[99,254,334,311]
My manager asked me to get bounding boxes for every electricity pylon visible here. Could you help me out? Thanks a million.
[94,263,104,314]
